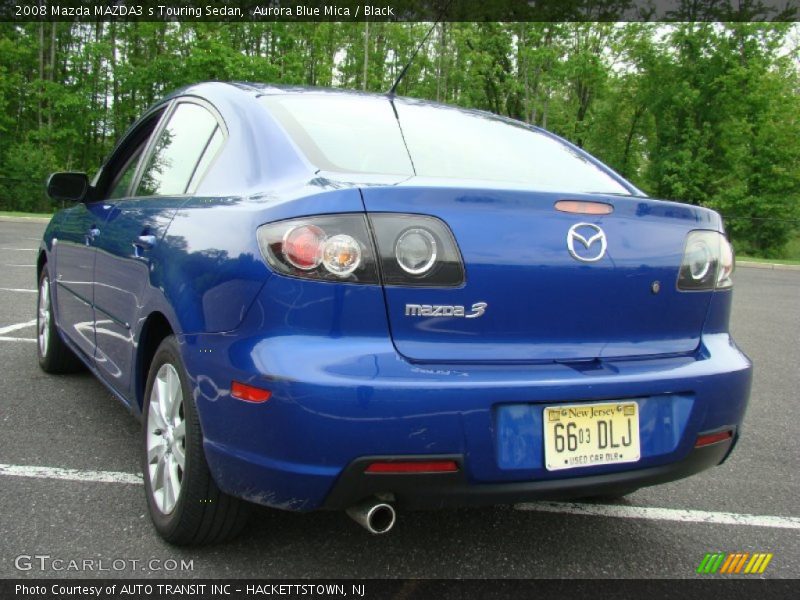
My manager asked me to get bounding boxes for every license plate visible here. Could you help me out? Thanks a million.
[544,401,640,471]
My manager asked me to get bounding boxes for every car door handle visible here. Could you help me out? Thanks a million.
[135,234,157,249]
[85,226,100,245]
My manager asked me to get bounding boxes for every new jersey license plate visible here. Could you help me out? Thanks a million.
[544,401,640,471]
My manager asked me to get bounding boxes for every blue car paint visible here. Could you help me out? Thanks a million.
[47,203,101,359]
[91,198,186,395]
[361,184,722,362]
[39,82,752,511]
[495,395,695,470]
[184,324,749,510]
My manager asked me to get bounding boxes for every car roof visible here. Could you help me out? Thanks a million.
[173,81,521,127]
[229,81,387,98]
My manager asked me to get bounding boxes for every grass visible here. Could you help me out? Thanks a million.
[785,233,800,261]
[0,210,54,218]
[737,256,800,265]
[738,232,800,265]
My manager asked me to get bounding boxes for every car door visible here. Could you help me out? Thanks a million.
[92,100,224,398]
[50,200,106,360]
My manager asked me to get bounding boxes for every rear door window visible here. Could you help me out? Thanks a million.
[136,102,221,197]
[186,126,224,194]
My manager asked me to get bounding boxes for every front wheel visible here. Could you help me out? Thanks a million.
[142,335,250,545]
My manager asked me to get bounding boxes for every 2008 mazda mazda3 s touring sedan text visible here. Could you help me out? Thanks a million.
[37,82,752,544]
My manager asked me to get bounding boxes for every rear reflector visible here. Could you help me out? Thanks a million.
[555,200,614,215]
[231,381,272,403]
[695,430,733,448]
[365,460,459,474]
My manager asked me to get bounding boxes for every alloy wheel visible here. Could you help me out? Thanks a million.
[38,277,50,357]
[146,363,186,514]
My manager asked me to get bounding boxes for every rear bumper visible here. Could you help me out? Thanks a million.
[183,331,752,512]
[322,438,735,510]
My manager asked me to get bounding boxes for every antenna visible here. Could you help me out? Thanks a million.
[387,0,454,97]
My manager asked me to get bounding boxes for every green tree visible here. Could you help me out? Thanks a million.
[0,21,796,255]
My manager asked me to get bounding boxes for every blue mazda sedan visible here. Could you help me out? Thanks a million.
[38,82,752,544]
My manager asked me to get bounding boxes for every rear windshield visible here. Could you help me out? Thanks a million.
[260,94,630,194]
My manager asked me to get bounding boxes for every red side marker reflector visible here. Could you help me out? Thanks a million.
[365,460,459,474]
[555,200,614,215]
[695,430,733,448]
[231,381,272,403]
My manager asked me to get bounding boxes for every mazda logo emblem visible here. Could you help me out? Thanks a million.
[567,223,607,262]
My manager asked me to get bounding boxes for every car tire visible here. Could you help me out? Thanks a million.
[37,265,84,374]
[142,335,250,545]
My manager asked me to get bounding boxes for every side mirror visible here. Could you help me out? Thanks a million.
[46,172,89,203]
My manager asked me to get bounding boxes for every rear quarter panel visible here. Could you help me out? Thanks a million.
[159,185,368,335]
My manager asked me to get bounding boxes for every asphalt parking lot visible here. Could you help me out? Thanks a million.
[0,218,798,579]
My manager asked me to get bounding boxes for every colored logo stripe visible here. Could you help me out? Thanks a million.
[719,553,736,573]
[744,553,773,574]
[720,553,749,573]
[698,553,773,574]
[697,552,726,574]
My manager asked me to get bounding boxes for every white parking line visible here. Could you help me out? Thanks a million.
[0,320,37,335]
[2,264,33,267]
[0,461,797,530]
[0,336,36,342]
[516,501,800,530]
[0,288,36,293]
[0,247,37,251]
[0,464,142,485]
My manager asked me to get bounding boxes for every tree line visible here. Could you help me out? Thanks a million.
[0,21,798,256]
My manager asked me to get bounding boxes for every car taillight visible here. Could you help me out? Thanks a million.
[677,230,735,291]
[282,224,325,270]
[257,213,464,287]
[322,234,362,277]
[257,215,379,284]
[369,214,464,287]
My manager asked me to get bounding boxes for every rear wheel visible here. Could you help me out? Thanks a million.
[37,265,83,374]
[142,335,250,545]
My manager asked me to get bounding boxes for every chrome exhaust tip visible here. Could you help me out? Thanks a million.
[346,499,397,534]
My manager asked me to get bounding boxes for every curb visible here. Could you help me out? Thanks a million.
[0,216,52,224]
[737,261,800,271]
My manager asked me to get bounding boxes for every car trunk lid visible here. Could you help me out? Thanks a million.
[361,183,721,363]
